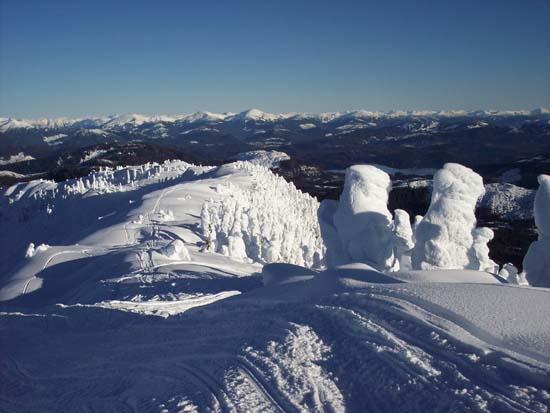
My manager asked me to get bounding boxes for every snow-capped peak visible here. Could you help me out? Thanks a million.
[178,111,229,123]
[227,108,280,122]
[1,107,549,132]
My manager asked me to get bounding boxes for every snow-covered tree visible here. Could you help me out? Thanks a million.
[319,165,396,271]
[200,162,324,268]
[392,209,415,270]
[522,174,550,287]
[411,163,491,271]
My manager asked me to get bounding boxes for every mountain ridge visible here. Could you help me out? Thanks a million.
[2,107,549,132]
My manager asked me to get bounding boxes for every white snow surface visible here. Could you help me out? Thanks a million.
[0,170,26,178]
[229,150,290,168]
[0,160,549,412]
[42,133,68,145]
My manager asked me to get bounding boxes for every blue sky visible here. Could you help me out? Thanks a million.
[1,0,549,117]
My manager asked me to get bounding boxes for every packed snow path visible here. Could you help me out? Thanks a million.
[1,161,549,412]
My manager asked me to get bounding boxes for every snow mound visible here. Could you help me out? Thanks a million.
[229,150,290,169]
[157,239,191,261]
[392,269,502,284]
[412,163,494,271]
[262,263,317,286]
[523,175,550,287]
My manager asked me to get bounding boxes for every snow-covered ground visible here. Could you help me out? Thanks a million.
[1,160,549,412]
[0,152,35,165]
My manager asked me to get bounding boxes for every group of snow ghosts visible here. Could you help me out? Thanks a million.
[201,161,549,287]
[320,164,549,287]
[200,163,324,268]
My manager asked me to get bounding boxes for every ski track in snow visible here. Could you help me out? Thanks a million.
[1,161,549,412]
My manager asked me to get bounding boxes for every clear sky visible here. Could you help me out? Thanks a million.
[1,0,549,117]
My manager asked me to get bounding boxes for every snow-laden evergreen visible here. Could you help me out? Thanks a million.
[319,166,413,272]
[392,209,415,270]
[332,165,395,271]
[3,160,195,205]
[522,174,550,287]
[411,163,495,271]
[200,162,324,267]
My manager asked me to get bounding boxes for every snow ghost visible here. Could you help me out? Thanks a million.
[392,209,414,270]
[471,227,499,273]
[25,243,50,258]
[412,215,423,244]
[330,165,395,271]
[411,163,488,270]
[25,243,35,258]
[499,263,528,285]
[522,175,550,287]
[318,199,346,268]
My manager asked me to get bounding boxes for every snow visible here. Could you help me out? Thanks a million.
[331,165,395,271]
[79,148,108,163]
[227,108,281,122]
[499,263,528,285]
[299,123,317,129]
[1,160,550,411]
[330,165,436,177]
[0,152,35,165]
[480,183,535,220]
[0,170,26,178]
[43,133,68,145]
[2,107,548,133]
[156,239,191,261]
[523,175,550,287]
[201,162,324,267]
[392,209,414,270]
[412,163,492,271]
[229,150,290,168]
[370,164,436,177]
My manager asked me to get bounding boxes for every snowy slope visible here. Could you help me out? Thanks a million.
[1,161,549,412]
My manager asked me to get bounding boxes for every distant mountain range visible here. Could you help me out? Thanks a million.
[1,108,549,190]
[2,107,549,132]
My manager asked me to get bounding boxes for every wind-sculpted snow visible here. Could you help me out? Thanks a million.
[201,162,324,267]
[522,175,550,287]
[412,163,496,271]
